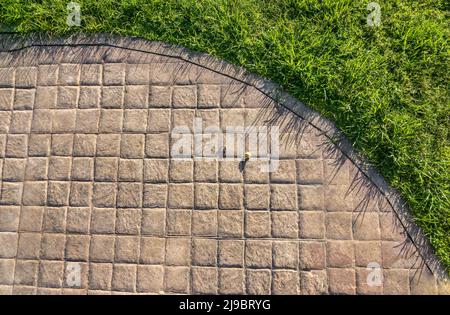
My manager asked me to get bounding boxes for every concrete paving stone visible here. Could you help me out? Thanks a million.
[123,109,147,132]
[143,184,167,208]
[273,241,299,269]
[141,209,166,236]
[28,135,50,157]
[144,159,169,183]
[90,235,115,262]
[191,210,217,236]
[52,109,76,133]
[271,184,297,211]
[51,134,73,156]
[57,86,79,109]
[92,183,117,207]
[25,157,48,181]
[172,85,197,108]
[73,134,97,157]
[0,182,23,205]
[16,67,37,88]
[35,86,57,109]
[219,268,245,294]
[218,210,243,237]
[300,270,328,295]
[220,84,244,108]
[95,157,119,182]
[41,233,66,260]
[191,267,218,294]
[168,184,193,209]
[245,211,271,238]
[299,211,325,239]
[219,240,244,267]
[126,64,149,85]
[140,237,166,264]
[219,160,243,183]
[96,134,121,156]
[89,263,113,290]
[79,86,100,108]
[164,266,189,294]
[112,264,136,292]
[118,159,143,182]
[383,269,410,295]
[14,260,38,286]
[47,181,70,206]
[115,236,140,263]
[325,212,352,240]
[149,86,171,108]
[192,239,217,266]
[355,267,383,295]
[243,160,270,184]
[147,109,170,133]
[324,185,353,211]
[194,160,218,182]
[270,160,296,183]
[10,111,32,133]
[137,265,164,293]
[246,269,271,295]
[145,133,169,158]
[352,212,381,240]
[103,64,125,86]
[166,209,191,236]
[38,65,59,86]
[271,211,298,238]
[59,64,80,85]
[0,68,14,87]
[328,268,356,295]
[116,209,141,235]
[80,64,101,85]
[196,109,220,130]
[22,181,47,206]
[14,89,35,110]
[354,241,382,267]
[2,158,26,182]
[0,111,11,133]
[19,207,44,232]
[0,206,20,232]
[245,240,272,268]
[6,134,28,158]
[194,183,218,209]
[43,207,67,233]
[299,241,326,270]
[272,270,299,295]
[244,184,269,210]
[198,85,220,108]
[166,238,191,266]
[66,207,90,234]
[219,184,243,210]
[0,259,15,285]
[39,261,64,288]
[117,182,143,208]
[296,159,323,184]
[124,85,148,109]
[99,109,123,133]
[13,286,37,295]
[75,109,100,133]
[326,241,355,268]
[90,208,116,234]
[170,159,193,182]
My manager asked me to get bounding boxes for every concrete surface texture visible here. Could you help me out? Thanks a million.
[0,35,448,295]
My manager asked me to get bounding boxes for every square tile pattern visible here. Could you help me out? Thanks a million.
[0,63,440,295]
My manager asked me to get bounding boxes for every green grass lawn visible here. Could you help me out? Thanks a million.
[1,0,449,270]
